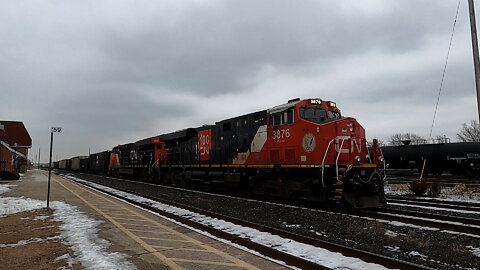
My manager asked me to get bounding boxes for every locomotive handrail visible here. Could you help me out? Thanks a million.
[321,138,336,186]
[378,146,387,181]
[366,143,372,163]
[336,138,347,182]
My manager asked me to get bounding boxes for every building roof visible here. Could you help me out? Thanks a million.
[0,121,32,147]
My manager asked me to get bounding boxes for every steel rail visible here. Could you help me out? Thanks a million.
[360,209,480,236]
[387,197,480,211]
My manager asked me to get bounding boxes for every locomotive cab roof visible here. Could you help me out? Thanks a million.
[267,98,340,114]
[268,100,302,114]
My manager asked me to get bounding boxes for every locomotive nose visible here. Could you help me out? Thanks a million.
[334,118,365,164]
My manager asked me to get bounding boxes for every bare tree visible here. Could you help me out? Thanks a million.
[366,139,385,148]
[457,120,480,142]
[388,133,427,146]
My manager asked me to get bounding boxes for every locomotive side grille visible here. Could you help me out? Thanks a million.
[270,149,280,163]
[285,148,296,163]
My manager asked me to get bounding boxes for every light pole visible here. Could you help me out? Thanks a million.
[47,127,62,211]
[469,0,480,123]
[0,123,3,170]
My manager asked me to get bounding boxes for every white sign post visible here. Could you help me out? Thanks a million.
[47,127,62,211]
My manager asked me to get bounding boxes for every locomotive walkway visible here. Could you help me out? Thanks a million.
[1,170,288,270]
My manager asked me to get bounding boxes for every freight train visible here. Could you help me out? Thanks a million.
[56,98,386,208]
[382,142,480,176]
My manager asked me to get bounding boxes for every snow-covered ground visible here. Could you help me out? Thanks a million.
[385,184,480,202]
[0,183,137,270]
[53,200,137,270]
[62,174,396,270]
[0,184,14,195]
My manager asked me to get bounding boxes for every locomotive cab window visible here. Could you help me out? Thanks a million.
[328,111,341,119]
[300,107,328,124]
[269,108,294,126]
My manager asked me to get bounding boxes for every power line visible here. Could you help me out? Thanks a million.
[429,0,462,138]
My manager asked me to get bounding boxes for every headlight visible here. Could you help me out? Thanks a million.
[354,155,361,163]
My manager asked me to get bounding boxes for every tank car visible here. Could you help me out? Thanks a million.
[382,142,480,176]
[109,98,385,208]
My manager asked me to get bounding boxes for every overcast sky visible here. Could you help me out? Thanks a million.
[1,0,478,162]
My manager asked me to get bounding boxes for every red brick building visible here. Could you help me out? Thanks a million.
[0,121,32,173]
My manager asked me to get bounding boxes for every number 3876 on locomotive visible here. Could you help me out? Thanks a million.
[110,98,386,208]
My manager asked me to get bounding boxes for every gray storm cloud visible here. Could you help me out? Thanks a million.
[0,0,476,160]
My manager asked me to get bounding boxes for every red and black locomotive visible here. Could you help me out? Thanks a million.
[98,98,385,208]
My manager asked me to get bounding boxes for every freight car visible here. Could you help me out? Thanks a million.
[58,159,67,170]
[88,151,110,174]
[80,157,89,172]
[71,156,88,171]
[104,98,385,208]
[382,142,480,176]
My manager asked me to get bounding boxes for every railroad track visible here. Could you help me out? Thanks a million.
[359,208,480,236]
[387,197,480,212]
[57,171,431,270]
[360,197,480,236]
[386,180,480,187]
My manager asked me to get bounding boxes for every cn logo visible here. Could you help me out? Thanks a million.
[198,129,212,161]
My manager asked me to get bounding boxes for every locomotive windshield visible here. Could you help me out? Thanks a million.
[300,107,341,124]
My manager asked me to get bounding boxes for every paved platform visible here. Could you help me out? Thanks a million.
[3,170,288,270]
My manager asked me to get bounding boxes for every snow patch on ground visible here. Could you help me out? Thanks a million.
[54,254,75,270]
[385,184,480,202]
[0,195,136,270]
[437,187,480,202]
[466,246,480,257]
[384,184,410,196]
[408,251,428,260]
[384,230,399,237]
[0,184,15,195]
[384,246,401,252]
[310,230,328,237]
[0,196,45,217]
[0,236,61,248]
[282,222,301,228]
[64,175,394,270]
[51,200,137,270]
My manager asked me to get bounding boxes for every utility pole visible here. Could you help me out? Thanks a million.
[38,147,41,169]
[47,127,62,211]
[468,0,480,122]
